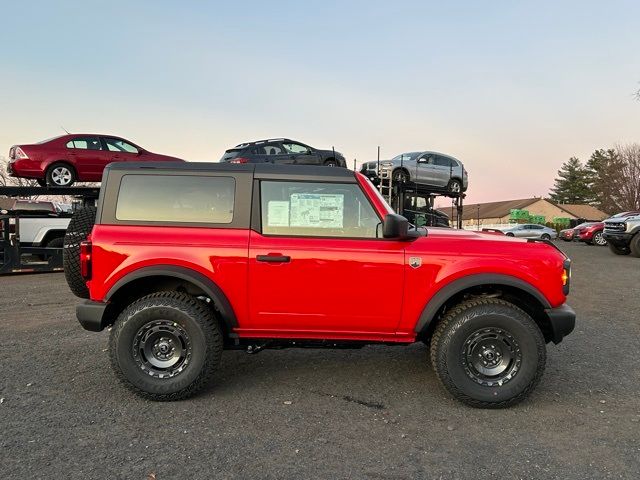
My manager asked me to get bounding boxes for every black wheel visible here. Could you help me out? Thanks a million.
[608,243,630,256]
[323,159,338,167]
[447,179,462,194]
[393,169,409,184]
[109,292,223,401]
[36,179,47,187]
[430,298,546,408]
[506,232,514,237]
[63,207,96,298]
[541,233,551,240]
[46,162,76,187]
[592,231,607,246]
[630,234,640,257]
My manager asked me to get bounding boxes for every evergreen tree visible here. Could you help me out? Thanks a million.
[584,149,624,214]
[548,157,590,204]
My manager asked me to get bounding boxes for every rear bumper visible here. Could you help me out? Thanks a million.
[545,304,576,344]
[76,300,109,332]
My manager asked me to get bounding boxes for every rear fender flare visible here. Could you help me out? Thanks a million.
[105,265,238,329]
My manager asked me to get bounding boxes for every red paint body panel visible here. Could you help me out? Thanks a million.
[577,222,603,242]
[88,225,251,324]
[8,134,183,183]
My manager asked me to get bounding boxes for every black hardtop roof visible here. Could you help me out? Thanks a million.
[105,162,356,183]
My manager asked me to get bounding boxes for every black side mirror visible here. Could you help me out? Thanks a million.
[383,213,410,239]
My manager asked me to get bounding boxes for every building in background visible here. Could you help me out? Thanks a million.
[441,197,609,229]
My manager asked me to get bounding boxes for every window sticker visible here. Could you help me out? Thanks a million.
[267,201,290,227]
[289,193,344,228]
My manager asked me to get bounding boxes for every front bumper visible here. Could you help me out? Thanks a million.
[602,231,631,247]
[545,304,576,344]
[76,300,109,332]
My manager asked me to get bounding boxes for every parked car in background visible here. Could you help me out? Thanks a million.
[8,134,184,187]
[559,226,577,241]
[220,139,346,167]
[575,222,607,246]
[360,151,468,194]
[603,212,640,256]
[0,199,71,250]
[501,224,557,240]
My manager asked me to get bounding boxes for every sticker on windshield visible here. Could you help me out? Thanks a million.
[290,193,344,228]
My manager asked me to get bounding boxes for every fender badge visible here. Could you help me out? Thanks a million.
[409,257,422,269]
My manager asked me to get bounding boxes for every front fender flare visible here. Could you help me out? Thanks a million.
[414,273,551,333]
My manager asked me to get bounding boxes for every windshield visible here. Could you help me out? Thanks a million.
[391,152,421,163]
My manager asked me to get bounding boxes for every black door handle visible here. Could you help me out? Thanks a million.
[256,255,291,263]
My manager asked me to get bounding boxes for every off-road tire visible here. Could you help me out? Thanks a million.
[608,243,630,256]
[629,234,640,257]
[63,206,96,298]
[109,292,223,401]
[430,298,546,408]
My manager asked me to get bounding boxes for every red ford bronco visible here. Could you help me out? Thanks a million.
[65,162,575,408]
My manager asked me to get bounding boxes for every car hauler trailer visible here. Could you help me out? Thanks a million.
[0,186,99,274]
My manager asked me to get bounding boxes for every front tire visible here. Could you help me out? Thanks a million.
[609,243,630,256]
[430,298,546,408]
[323,159,338,167]
[629,234,640,257]
[541,233,551,241]
[592,231,607,246]
[109,292,223,401]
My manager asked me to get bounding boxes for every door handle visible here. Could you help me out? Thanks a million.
[256,254,291,263]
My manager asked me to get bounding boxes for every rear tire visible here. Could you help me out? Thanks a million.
[323,159,338,167]
[609,243,630,256]
[36,179,47,187]
[46,162,76,187]
[63,207,96,298]
[430,298,546,408]
[541,233,551,240]
[393,169,409,184]
[109,292,223,401]
[447,179,462,194]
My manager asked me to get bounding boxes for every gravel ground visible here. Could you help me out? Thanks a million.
[1,241,639,479]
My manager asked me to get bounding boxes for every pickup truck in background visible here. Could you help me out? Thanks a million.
[0,200,71,249]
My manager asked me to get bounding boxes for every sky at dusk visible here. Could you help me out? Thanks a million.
[1,0,639,205]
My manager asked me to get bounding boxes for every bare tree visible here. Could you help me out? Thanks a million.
[615,143,640,211]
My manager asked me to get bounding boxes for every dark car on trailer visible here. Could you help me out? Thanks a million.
[220,138,346,167]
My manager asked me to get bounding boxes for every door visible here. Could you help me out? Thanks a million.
[102,137,140,164]
[247,180,405,335]
[64,136,110,180]
[432,155,455,188]
[514,225,530,238]
[254,142,291,164]
[415,153,439,185]
[282,141,321,165]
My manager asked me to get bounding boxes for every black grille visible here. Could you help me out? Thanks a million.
[604,222,626,232]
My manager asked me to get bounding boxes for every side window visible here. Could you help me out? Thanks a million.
[66,136,102,150]
[282,142,309,155]
[261,181,380,238]
[262,143,284,155]
[115,175,235,224]
[103,137,139,154]
[418,154,435,164]
[434,156,453,167]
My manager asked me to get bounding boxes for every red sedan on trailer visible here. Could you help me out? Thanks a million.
[7,134,184,187]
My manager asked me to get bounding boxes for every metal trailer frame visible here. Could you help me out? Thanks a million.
[0,186,99,274]
[377,171,465,229]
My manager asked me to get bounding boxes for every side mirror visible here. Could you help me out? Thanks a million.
[383,213,410,239]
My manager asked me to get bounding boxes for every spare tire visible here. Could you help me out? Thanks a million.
[63,206,96,298]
